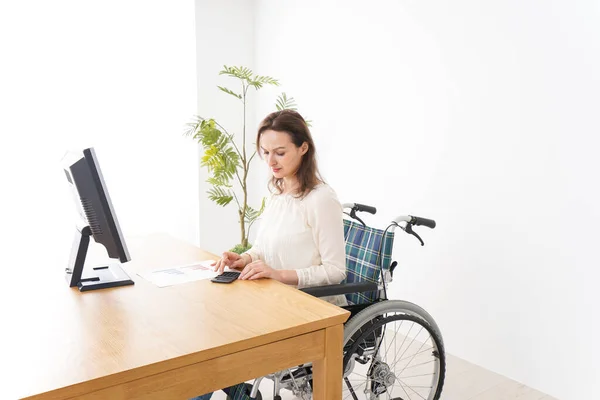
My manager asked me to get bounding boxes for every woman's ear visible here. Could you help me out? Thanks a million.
[300,142,309,155]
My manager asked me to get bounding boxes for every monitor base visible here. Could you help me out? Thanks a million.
[77,263,134,291]
[65,225,135,292]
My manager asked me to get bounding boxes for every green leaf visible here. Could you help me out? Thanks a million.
[275,92,298,111]
[197,121,240,182]
[201,145,220,169]
[188,118,221,147]
[219,65,253,80]
[201,140,239,182]
[207,176,232,187]
[183,115,205,137]
[273,93,311,126]
[244,197,266,224]
[217,86,242,99]
[229,243,252,254]
[208,187,233,206]
[205,120,223,144]
[248,74,280,89]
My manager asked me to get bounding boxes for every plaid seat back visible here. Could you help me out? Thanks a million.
[343,219,395,305]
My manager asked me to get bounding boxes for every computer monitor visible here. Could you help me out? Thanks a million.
[62,147,134,291]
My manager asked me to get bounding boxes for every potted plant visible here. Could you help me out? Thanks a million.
[185,65,305,253]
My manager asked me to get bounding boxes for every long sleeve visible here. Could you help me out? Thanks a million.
[295,187,347,288]
[243,240,262,263]
[243,227,264,261]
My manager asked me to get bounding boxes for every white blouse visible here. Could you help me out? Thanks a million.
[244,183,348,306]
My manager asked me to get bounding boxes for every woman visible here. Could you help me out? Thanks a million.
[193,109,347,400]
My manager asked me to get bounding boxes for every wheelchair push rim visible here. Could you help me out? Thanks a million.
[342,312,445,400]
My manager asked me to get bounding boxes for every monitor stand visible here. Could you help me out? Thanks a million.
[65,225,135,292]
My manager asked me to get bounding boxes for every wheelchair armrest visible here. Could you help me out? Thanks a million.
[299,282,378,298]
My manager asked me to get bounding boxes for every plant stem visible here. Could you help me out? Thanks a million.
[232,190,241,210]
[247,150,257,169]
[240,81,249,247]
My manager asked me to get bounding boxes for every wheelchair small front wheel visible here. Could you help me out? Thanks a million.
[343,313,445,400]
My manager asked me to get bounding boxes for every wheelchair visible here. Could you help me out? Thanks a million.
[236,203,446,400]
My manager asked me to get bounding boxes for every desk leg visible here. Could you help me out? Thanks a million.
[312,324,343,399]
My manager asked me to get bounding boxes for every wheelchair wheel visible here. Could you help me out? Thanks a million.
[342,301,445,400]
[225,383,262,400]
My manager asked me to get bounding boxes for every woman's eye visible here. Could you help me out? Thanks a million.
[276,153,285,156]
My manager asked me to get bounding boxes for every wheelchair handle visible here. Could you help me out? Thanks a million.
[342,203,377,214]
[411,216,436,229]
[392,215,436,229]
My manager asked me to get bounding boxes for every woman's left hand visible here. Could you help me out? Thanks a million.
[239,260,281,281]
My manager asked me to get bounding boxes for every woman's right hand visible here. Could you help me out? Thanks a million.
[212,251,249,274]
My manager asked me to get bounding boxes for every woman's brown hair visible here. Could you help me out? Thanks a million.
[256,109,322,197]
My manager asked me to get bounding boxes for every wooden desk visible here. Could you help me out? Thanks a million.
[4,234,350,400]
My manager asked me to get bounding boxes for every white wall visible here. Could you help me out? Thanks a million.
[195,0,267,255]
[254,1,600,399]
[0,1,198,271]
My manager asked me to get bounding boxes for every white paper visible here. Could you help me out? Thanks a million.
[138,260,219,287]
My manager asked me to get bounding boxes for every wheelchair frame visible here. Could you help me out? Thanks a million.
[241,203,445,400]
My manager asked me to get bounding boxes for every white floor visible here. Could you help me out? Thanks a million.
[208,353,557,400]
[439,354,556,400]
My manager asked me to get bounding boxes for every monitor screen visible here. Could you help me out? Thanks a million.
[62,147,134,291]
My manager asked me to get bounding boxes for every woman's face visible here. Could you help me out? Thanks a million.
[259,129,307,181]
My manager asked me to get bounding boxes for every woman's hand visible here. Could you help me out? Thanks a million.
[239,260,281,281]
[212,251,249,274]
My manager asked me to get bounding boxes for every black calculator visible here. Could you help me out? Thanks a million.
[211,271,241,284]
